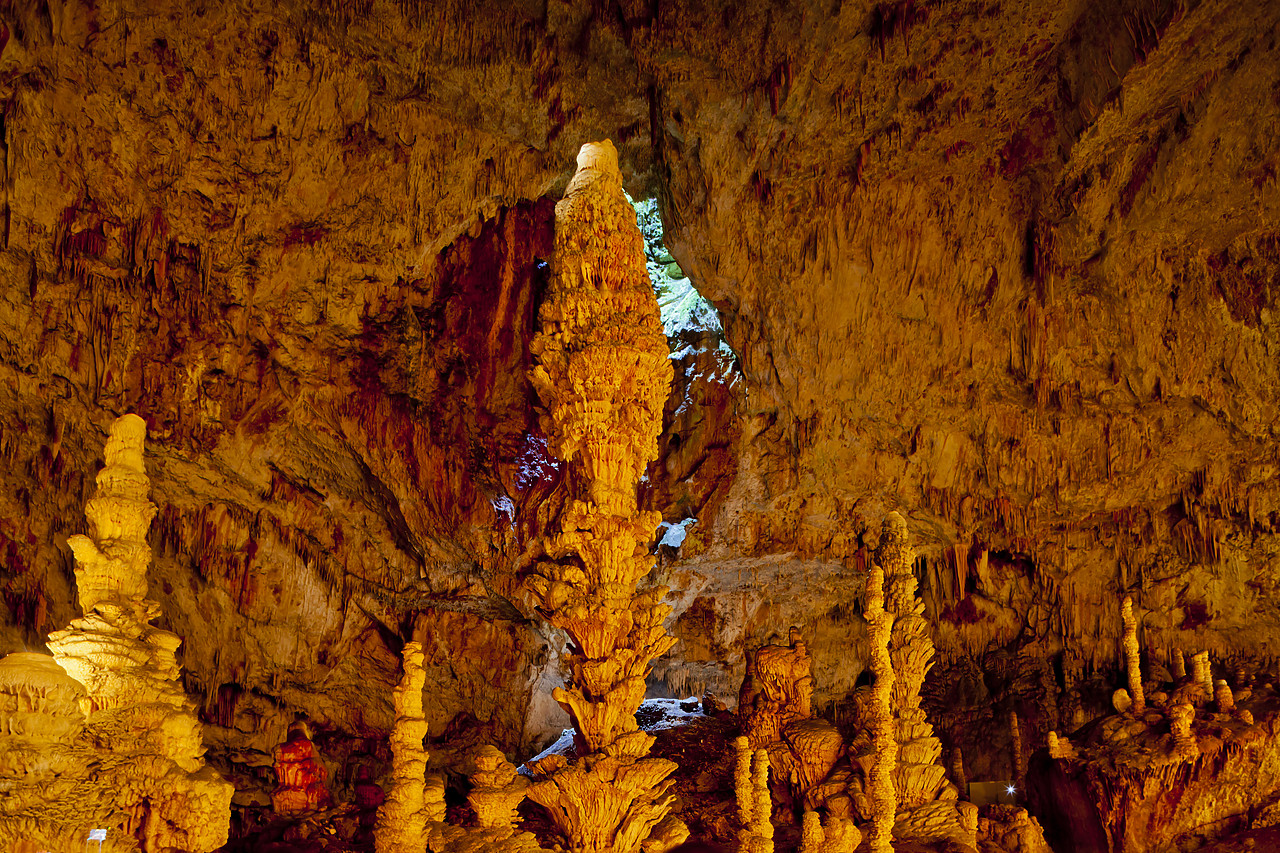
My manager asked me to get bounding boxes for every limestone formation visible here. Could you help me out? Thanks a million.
[1047,731,1077,760]
[877,513,969,846]
[1169,702,1198,757]
[734,741,775,853]
[801,810,823,852]
[1120,596,1145,715]
[864,566,897,853]
[1192,652,1213,699]
[1009,711,1025,793]
[739,627,814,749]
[738,627,843,805]
[272,722,334,815]
[1214,680,1235,713]
[0,414,232,852]
[468,745,529,831]
[950,747,967,795]
[524,140,680,852]
[0,652,87,741]
[377,642,431,853]
[734,735,755,826]
[800,809,861,853]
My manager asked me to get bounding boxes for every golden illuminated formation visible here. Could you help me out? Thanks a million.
[878,513,973,848]
[377,642,431,853]
[864,566,897,853]
[1121,596,1145,715]
[524,139,682,852]
[0,414,232,852]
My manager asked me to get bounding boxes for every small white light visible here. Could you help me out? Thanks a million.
[1005,784,1017,797]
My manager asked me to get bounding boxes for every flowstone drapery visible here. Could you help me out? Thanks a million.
[0,414,232,852]
[523,139,684,853]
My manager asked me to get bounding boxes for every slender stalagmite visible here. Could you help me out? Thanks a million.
[524,139,682,853]
[376,642,429,853]
[734,736,754,826]
[865,567,897,853]
[1121,596,1145,714]
[1010,711,1024,793]
[1192,651,1213,698]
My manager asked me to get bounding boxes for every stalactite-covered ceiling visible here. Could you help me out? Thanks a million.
[0,0,1279,847]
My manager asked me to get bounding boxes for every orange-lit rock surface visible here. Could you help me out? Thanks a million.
[0,0,1279,849]
[272,722,334,815]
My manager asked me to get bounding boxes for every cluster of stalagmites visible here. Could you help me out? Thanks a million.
[730,514,979,853]
[0,415,232,851]
[1048,593,1262,770]
[1031,593,1280,851]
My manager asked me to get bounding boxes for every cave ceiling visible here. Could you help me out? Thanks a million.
[0,0,1278,756]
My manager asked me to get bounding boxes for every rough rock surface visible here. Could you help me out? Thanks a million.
[0,0,1279,844]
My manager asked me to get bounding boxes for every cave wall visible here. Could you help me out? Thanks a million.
[0,0,1278,810]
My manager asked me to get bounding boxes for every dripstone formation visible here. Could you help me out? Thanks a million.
[0,414,232,852]
[523,139,685,853]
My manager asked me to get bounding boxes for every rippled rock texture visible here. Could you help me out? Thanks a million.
[0,0,1278,843]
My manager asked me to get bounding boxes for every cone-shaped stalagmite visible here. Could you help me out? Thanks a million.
[525,140,681,853]
[0,414,234,852]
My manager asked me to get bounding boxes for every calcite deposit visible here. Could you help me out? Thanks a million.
[1,0,1280,850]
[272,722,334,815]
[523,139,681,852]
[0,415,231,851]
[863,567,897,853]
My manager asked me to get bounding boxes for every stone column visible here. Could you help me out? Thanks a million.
[1121,596,1145,714]
[524,139,682,853]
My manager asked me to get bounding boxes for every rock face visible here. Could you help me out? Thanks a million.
[0,0,1279,847]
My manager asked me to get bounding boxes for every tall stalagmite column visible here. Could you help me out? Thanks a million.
[865,567,897,853]
[1121,596,1145,715]
[878,513,970,847]
[525,140,683,853]
[376,641,431,853]
[45,414,233,852]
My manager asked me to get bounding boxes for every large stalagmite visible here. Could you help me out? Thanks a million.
[878,513,973,849]
[0,414,232,852]
[524,139,683,853]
